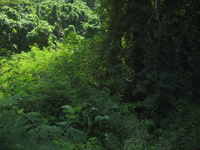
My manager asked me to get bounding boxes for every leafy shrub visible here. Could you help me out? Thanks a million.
[0,36,153,149]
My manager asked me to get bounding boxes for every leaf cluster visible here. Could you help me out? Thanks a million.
[0,0,101,56]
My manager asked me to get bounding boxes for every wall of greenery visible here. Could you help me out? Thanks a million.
[0,0,200,149]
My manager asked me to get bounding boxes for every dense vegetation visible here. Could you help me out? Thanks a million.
[0,0,199,149]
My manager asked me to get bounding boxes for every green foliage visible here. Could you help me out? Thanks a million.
[0,10,52,54]
[0,108,102,150]
[0,12,21,55]
[0,0,200,149]
[0,0,101,56]
[26,21,53,48]
[0,0,23,6]
[96,0,200,149]
[0,35,154,149]
[64,24,76,37]
[1,6,21,20]
[47,4,60,25]
[82,0,98,9]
